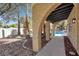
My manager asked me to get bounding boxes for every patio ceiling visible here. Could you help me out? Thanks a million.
[47,3,74,23]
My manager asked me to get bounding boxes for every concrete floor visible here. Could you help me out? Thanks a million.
[37,37,66,56]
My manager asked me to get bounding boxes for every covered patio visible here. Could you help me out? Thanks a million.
[32,3,79,56]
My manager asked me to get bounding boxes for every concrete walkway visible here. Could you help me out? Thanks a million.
[37,37,66,56]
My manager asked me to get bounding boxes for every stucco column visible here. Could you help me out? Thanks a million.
[41,23,45,34]
[52,23,55,38]
[45,21,50,41]
[32,24,41,52]
[52,23,57,38]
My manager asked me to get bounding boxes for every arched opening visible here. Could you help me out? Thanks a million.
[39,3,74,47]
[46,3,74,37]
[36,3,79,56]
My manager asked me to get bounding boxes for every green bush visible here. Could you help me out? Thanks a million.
[0,21,3,27]
[9,24,16,28]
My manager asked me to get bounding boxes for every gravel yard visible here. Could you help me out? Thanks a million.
[0,38,36,56]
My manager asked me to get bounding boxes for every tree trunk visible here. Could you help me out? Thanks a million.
[17,5,20,36]
[23,17,29,36]
[18,15,20,35]
[23,4,29,36]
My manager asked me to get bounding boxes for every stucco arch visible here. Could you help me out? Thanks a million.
[32,3,77,52]
[32,3,60,52]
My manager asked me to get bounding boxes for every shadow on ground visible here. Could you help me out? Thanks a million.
[0,33,49,56]
[64,36,78,56]
[0,38,36,56]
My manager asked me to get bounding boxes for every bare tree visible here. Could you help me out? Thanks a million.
[23,4,30,36]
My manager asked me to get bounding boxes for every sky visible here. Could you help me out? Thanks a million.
[0,4,32,25]
[19,4,26,17]
[19,4,32,17]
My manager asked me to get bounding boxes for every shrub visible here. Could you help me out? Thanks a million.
[9,24,16,28]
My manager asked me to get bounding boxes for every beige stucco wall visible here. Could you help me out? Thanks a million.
[66,4,79,54]
[75,4,79,54]
[67,6,77,51]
